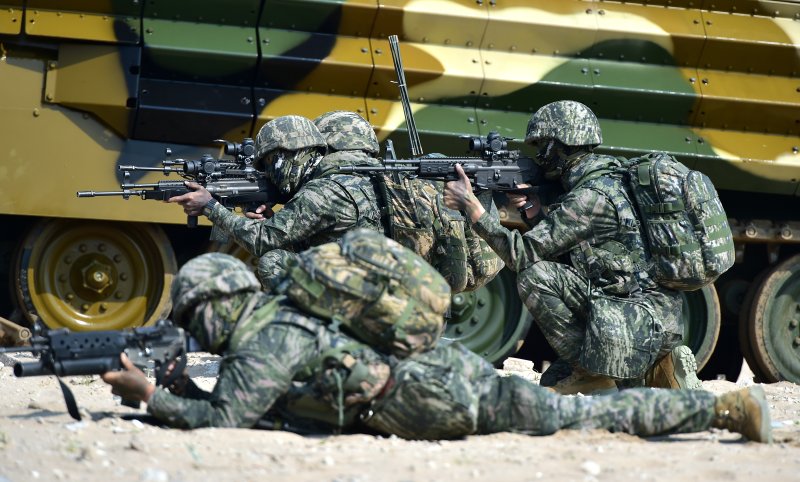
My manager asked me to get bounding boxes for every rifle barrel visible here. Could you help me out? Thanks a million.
[76,190,130,197]
[118,165,183,173]
[388,35,424,157]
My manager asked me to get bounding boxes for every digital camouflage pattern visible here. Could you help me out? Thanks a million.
[365,341,718,440]
[257,249,298,292]
[147,290,391,429]
[525,101,603,147]
[255,115,327,197]
[148,283,719,439]
[312,112,503,292]
[255,115,327,162]
[206,170,384,256]
[621,152,735,291]
[279,229,451,358]
[381,174,468,291]
[170,253,261,330]
[4,1,800,387]
[472,153,684,379]
[314,110,380,155]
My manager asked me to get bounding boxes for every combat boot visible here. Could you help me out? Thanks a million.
[551,366,617,395]
[645,345,702,390]
[540,358,573,387]
[712,386,772,443]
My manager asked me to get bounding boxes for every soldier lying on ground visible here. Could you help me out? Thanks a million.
[101,230,771,443]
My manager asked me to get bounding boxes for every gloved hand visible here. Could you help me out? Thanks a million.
[101,353,156,403]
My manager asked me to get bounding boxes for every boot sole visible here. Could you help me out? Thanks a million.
[672,345,703,390]
[749,385,773,444]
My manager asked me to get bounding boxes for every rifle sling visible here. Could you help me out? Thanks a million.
[57,377,82,421]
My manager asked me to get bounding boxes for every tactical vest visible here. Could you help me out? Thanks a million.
[571,157,653,295]
[229,294,392,430]
[373,174,471,292]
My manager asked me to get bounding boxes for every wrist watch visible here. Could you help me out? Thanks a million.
[202,198,218,217]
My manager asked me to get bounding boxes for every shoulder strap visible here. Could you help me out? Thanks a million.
[367,174,394,238]
[228,296,285,350]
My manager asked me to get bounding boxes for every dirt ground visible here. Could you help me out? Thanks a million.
[0,353,798,482]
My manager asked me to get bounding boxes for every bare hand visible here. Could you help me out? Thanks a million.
[101,353,155,404]
[443,164,485,223]
[166,181,212,216]
[244,203,275,220]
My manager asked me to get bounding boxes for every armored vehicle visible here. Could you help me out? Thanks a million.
[1,0,798,382]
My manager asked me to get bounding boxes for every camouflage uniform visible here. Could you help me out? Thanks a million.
[312,110,503,292]
[148,251,718,439]
[365,341,716,440]
[206,115,384,257]
[211,110,501,293]
[471,101,683,381]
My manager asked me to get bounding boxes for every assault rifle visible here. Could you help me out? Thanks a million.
[340,131,558,203]
[77,138,276,228]
[0,320,186,420]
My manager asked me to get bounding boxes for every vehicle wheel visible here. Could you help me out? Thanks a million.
[14,219,176,331]
[679,284,721,371]
[443,268,533,366]
[736,270,773,382]
[748,254,800,383]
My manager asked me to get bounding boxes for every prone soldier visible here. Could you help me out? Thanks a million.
[100,230,771,443]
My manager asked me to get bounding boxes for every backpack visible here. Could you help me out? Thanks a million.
[372,173,472,292]
[621,152,734,291]
[278,228,451,357]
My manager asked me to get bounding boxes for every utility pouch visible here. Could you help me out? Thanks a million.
[580,291,663,379]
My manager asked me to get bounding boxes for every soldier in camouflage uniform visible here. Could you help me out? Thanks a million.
[168,114,384,284]
[168,111,501,293]
[313,111,504,292]
[100,243,771,443]
[443,100,701,393]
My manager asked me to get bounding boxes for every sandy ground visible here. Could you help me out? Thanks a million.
[0,353,798,482]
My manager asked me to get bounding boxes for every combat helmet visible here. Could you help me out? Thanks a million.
[255,115,327,197]
[171,253,261,352]
[313,110,380,154]
[525,100,603,147]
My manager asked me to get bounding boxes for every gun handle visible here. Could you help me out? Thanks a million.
[187,215,198,228]
[121,398,141,409]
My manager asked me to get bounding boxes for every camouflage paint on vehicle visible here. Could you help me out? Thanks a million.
[1,0,799,379]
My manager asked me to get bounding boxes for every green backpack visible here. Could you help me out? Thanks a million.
[278,228,451,357]
[622,152,735,291]
[373,173,471,292]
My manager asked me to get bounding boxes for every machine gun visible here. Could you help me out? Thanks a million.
[0,320,186,420]
[341,35,561,209]
[77,138,276,228]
